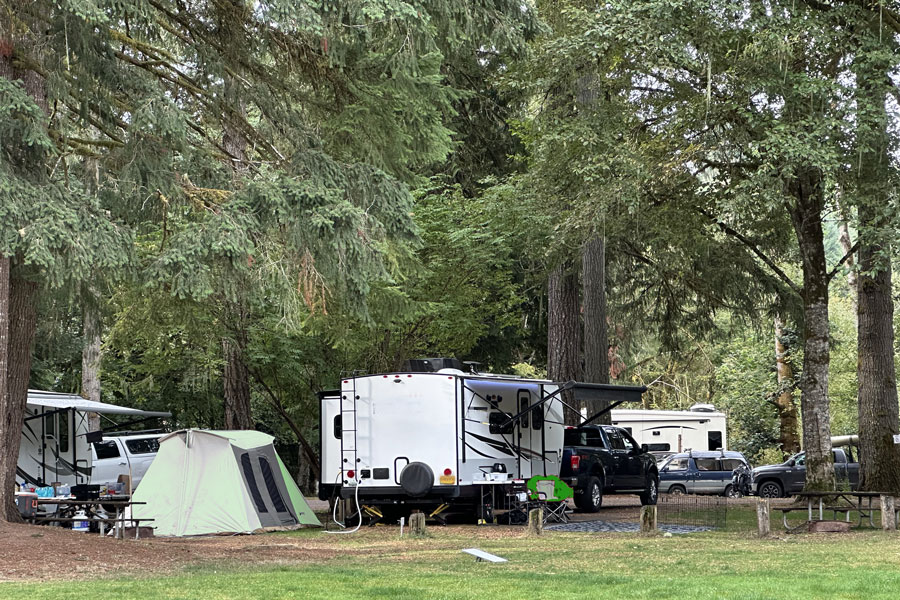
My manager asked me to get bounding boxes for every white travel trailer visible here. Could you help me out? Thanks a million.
[610,403,727,454]
[18,389,170,488]
[319,359,645,520]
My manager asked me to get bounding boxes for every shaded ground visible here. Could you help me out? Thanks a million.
[0,494,773,583]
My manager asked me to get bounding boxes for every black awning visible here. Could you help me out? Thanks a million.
[570,382,646,406]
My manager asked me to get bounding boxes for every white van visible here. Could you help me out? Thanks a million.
[90,434,161,490]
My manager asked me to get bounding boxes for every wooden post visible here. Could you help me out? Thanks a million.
[757,498,770,537]
[410,511,426,536]
[527,508,543,536]
[880,495,896,531]
[640,505,657,533]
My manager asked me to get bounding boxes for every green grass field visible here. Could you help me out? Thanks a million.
[4,508,900,599]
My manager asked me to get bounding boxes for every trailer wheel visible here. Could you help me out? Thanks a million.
[575,476,603,512]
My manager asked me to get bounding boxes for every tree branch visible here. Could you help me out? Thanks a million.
[827,239,859,282]
[696,207,802,296]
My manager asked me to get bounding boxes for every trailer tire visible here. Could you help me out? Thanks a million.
[575,476,603,512]
[399,462,434,498]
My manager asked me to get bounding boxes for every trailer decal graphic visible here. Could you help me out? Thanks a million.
[466,432,515,457]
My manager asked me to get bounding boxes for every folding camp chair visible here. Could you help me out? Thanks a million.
[526,475,574,524]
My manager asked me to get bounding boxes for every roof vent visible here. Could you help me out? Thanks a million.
[689,403,716,413]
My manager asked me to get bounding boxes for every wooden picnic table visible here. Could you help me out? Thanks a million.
[788,491,888,529]
[33,497,151,538]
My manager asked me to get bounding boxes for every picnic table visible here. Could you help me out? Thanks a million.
[33,497,152,539]
[780,491,889,529]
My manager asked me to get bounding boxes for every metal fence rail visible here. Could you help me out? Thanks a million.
[657,494,727,529]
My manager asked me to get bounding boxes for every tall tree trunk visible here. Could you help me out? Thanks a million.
[82,296,102,432]
[582,236,610,423]
[787,166,834,492]
[774,317,800,455]
[854,36,900,493]
[0,257,13,521]
[2,272,38,521]
[223,333,253,430]
[1,27,46,521]
[548,261,581,425]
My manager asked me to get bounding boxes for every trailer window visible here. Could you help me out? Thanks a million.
[93,441,120,460]
[532,404,543,430]
[707,431,723,451]
[489,412,514,434]
[56,412,70,454]
[647,443,670,452]
[333,415,342,439]
[520,397,529,429]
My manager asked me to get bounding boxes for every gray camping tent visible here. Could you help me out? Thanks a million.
[132,429,321,536]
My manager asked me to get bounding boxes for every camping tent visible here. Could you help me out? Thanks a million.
[132,429,321,536]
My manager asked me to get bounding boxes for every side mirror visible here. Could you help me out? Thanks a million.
[788,459,795,467]
[641,444,650,454]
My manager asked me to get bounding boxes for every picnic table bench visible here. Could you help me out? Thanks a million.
[32,498,152,539]
[779,491,895,530]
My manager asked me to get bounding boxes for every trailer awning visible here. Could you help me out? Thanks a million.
[571,382,647,406]
[26,389,171,418]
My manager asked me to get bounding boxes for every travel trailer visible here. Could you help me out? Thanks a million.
[319,359,645,520]
[18,390,170,487]
[611,403,727,454]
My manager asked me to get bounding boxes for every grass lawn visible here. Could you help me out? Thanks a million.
[4,508,900,599]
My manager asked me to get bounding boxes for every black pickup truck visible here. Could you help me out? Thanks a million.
[751,447,860,498]
[559,425,659,511]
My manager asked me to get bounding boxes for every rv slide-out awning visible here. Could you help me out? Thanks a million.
[573,382,647,426]
[26,389,171,418]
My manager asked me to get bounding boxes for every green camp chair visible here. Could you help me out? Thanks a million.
[526,475,574,524]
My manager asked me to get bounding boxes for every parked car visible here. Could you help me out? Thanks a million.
[659,450,749,497]
[559,425,659,512]
[90,433,162,490]
[751,447,859,498]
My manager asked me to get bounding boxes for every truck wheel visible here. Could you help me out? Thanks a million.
[640,474,659,506]
[758,480,783,498]
[575,476,603,512]
[667,484,686,495]
[723,484,740,498]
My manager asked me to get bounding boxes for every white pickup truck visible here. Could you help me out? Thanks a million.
[90,433,161,490]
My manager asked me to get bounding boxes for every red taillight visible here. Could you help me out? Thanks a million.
[444,468,452,476]
[347,469,355,479]
[570,455,581,472]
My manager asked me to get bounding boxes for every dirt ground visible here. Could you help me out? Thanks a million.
[0,495,647,583]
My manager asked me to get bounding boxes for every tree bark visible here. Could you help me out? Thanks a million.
[82,297,102,432]
[787,166,834,492]
[854,46,900,493]
[223,333,253,430]
[1,273,38,521]
[1,28,45,521]
[0,257,12,521]
[548,261,581,425]
[774,317,800,455]
[582,236,610,424]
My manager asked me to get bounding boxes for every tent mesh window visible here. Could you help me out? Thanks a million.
[240,452,268,512]
[258,457,288,513]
